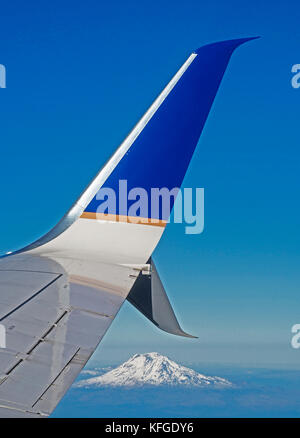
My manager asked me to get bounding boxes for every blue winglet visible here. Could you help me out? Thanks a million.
[85,37,259,221]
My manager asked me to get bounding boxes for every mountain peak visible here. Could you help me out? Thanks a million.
[76,353,232,388]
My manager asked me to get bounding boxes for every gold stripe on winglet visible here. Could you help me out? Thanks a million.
[80,211,167,227]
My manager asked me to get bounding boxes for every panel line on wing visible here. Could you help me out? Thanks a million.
[2,310,71,378]
[0,274,63,322]
[31,347,80,409]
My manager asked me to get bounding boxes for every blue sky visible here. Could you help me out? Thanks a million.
[0,0,300,367]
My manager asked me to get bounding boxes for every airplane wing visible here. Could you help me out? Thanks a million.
[0,38,255,417]
[0,254,137,417]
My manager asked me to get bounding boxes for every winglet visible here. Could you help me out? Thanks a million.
[127,259,197,338]
[9,37,258,259]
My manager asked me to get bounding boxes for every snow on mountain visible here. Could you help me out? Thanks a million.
[75,352,232,388]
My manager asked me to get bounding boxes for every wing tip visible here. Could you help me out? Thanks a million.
[160,325,198,339]
[193,36,260,55]
[180,332,198,339]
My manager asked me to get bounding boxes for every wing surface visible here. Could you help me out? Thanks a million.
[0,254,138,417]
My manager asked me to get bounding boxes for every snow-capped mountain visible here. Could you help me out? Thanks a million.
[76,352,232,388]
